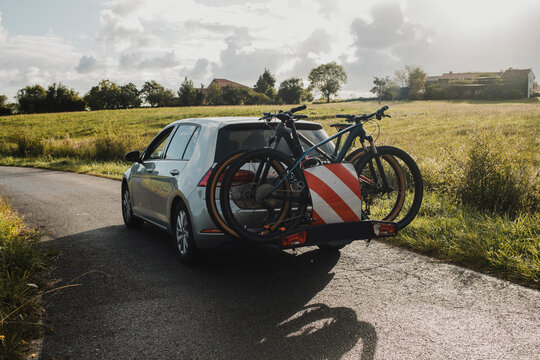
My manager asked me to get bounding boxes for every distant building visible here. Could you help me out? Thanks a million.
[501,69,536,97]
[426,68,536,98]
[203,78,250,94]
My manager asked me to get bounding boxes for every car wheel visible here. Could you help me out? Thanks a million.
[173,202,197,264]
[122,185,142,228]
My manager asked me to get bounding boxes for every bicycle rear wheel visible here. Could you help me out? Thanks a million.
[205,150,246,237]
[347,146,423,229]
[219,148,309,243]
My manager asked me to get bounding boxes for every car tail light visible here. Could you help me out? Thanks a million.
[372,222,397,237]
[198,168,255,187]
[281,231,307,247]
[201,228,223,234]
[198,168,214,187]
[231,170,254,185]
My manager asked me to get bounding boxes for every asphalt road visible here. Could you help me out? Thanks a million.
[0,166,539,360]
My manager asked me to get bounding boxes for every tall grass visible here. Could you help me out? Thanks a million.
[0,196,47,359]
[398,192,539,286]
[453,134,539,216]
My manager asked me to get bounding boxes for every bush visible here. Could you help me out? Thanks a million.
[94,130,144,161]
[453,135,539,217]
[10,133,44,157]
[42,135,95,160]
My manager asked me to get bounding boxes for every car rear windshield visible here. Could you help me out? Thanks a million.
[215,123,335,162]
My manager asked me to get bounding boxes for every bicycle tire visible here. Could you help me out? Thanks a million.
[347,146,423,229]
[219,148,309,243]
[205,150,246,237]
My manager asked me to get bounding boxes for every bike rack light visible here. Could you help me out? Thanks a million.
[372,222,397,237]
[281,231,307,247]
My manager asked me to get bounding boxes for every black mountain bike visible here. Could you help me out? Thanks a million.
[208,105,423,242]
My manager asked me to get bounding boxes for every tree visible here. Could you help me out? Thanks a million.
[205,82,223,105]
[194,85,205,106]
[406,66,427,100]
[84,80,122,110]
[244,91,271,105]
[141,80,174,107]
[119,83,142,108]
[254,68,277,100]
[301,88,314,102]
[44,83,86,112]
[177,77,197,106]
[370,77,389,104]
[221,85,245,105]
[308,62,347,103]
[370,77,399,102]
[394,69,408,88]
[278,78,304,104]
[17,85,47,114]
[0,95,13,115]
[393,65,427,100]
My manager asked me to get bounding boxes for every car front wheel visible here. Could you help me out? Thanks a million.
[122,185,142,228]
[173,202,197,264]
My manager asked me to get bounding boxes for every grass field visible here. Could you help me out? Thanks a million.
[0,196,47,358]
[1,100,539,286]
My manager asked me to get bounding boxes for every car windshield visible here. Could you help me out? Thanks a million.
[215,123,335,162]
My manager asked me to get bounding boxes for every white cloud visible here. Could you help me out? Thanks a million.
[75,55,101,73]
[0,1,538,101]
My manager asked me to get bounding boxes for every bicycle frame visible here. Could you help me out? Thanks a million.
[270,120,376,191]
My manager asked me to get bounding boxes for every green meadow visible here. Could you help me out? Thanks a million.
[1,100,539,286]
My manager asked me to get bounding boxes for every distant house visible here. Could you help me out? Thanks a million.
[427,68,536,98]
[204,78,250,94]
[501,68,536,97]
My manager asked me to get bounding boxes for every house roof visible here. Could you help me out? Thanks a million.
[502,68,533,77]
[439,72,501,80]
[208,78,250,89]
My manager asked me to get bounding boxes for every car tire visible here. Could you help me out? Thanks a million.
[172,201,197,265]
[122,185,142,229]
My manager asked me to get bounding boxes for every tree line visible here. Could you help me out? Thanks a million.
[1,62,347,115]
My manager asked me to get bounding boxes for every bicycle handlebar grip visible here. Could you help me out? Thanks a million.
[290,105,307,113]
[381,105,389,111]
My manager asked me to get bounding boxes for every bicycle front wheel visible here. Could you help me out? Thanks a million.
[347,146,423,229]
[219,148,309,243]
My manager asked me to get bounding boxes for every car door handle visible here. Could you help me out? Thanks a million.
[169,169,180,176]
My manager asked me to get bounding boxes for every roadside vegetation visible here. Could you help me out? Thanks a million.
[0,196,47,359]
[0,99,539,286]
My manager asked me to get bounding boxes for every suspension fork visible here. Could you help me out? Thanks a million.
[366,140,392,190]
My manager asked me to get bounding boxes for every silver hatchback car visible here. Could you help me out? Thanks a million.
[121,117,334,263]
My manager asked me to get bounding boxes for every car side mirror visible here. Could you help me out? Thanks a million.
[125,150,142,163]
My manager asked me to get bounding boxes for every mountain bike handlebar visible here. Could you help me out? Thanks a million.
[259,105,308,122]
[337,105,390,122]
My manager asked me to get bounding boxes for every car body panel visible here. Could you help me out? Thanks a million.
[122,117,332,249]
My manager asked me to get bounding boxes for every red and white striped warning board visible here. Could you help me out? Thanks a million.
[303,163,362,225]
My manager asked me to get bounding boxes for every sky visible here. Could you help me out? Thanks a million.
[0,0,539,100]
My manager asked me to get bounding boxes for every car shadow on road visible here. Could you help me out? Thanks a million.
[41,224,377,360]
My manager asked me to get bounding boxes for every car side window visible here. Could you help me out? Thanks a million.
[164,125,198,160]
[145,127,174,160]
[182,127,200,160]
